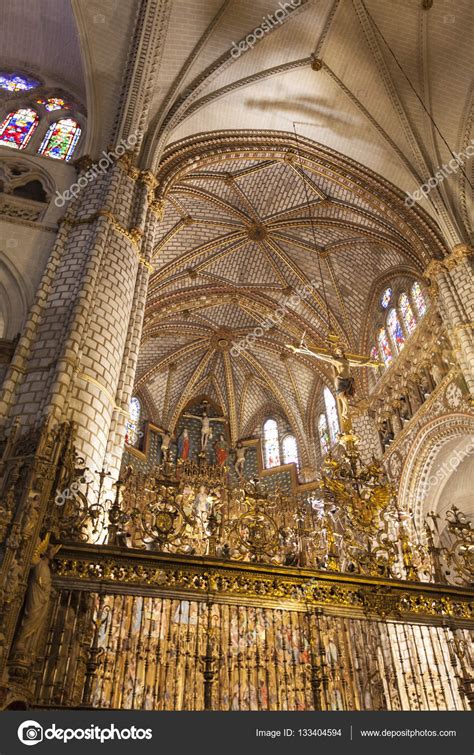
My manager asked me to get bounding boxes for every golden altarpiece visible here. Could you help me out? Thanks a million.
[0,384,472,713]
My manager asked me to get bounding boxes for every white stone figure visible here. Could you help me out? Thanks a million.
[183,407,227,451]
[193,485,213,534]
[234,442,247,479]
[160,430,172,461]
[13,535,61,656]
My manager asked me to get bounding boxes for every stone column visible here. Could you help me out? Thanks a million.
[352,406,383,462]
[425,245,474,397]
[0,0,168,480]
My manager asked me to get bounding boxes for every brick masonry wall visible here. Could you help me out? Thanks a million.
[0,162,156,476]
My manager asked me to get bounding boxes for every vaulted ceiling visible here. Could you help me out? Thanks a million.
[137,134,446,460]
[2,0,471,459]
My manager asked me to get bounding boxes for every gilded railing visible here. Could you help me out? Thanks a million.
[33,544,473,711]
[48,455,473,588]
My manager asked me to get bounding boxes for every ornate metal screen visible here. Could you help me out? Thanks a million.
[36,587,472,711]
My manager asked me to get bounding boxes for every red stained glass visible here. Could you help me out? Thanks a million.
[0,108,39,149]
[378,328,393,366]
[399,293,417,334]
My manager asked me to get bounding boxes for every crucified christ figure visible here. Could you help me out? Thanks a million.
[183,407,228,451]
[286,334,381,430]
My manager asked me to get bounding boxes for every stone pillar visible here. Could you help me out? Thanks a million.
[0,0,167,481]
[352,407,383,462]
[425,245,474,397]
[0,157,159,478]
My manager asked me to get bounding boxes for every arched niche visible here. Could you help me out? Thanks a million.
[397,413,474,535]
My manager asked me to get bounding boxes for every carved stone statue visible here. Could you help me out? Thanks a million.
[160,429,172,461]
[183,407,227,451]
[192,485,213,534]
[287,334,381,429]
[12,535,61,657]
[234,442,247,479]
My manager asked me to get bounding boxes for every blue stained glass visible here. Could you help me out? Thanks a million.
[381,287,392,309]
[411,281,427,317]
[126,396,141,446]
[38,118,81,161]
[0,72,39,92]
[0,108,38,149]
[387,308,405,353]
[378,328,392,366]
[399,293,417,334]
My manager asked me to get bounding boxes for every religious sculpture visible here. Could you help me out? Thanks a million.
[234,442,247,479]
[177,428,190,460]
[192,485,213,535]
[183,407,227,451]
[12,534,61,657]
[214,434,229,466]
[287,333,381,430]
[160,429,173,461]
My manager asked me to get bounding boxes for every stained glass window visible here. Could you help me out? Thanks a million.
[282,435,299,467]
[378,328,392,366]
[0,72,39,92]
[38,118,81,161]
[370,346,379,363]
[399,292,417,335]
[263,418,280,468]
[126,397,141,446]
[0,108,39,149]
[36,97,70,112]
[411,281,427,317]
[324,387,340,443]
[318,413,330,456]
[381,287,392,309]
[387,308,405,353]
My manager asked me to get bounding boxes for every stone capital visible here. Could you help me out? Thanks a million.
[444,243,473,270]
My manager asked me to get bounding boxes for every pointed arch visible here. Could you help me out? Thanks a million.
[0,108,39,149]
[263,418,280,468]
[38,118,81,161]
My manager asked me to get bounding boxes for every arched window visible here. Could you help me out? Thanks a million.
[377,328,392,366]
[318,413,330,456]
[380,287,392,309]
[411,281,427,317]
[0,108,39,150]
[0,72,39,91]
[324,387,339,442]
[399,293,417,335]
[263,419,280,468]
[38,118,81,161]
[282,435,299,467]
[126,396,141,447]
[387,308,405,353]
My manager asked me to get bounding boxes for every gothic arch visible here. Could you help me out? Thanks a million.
[397,412,474,533]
